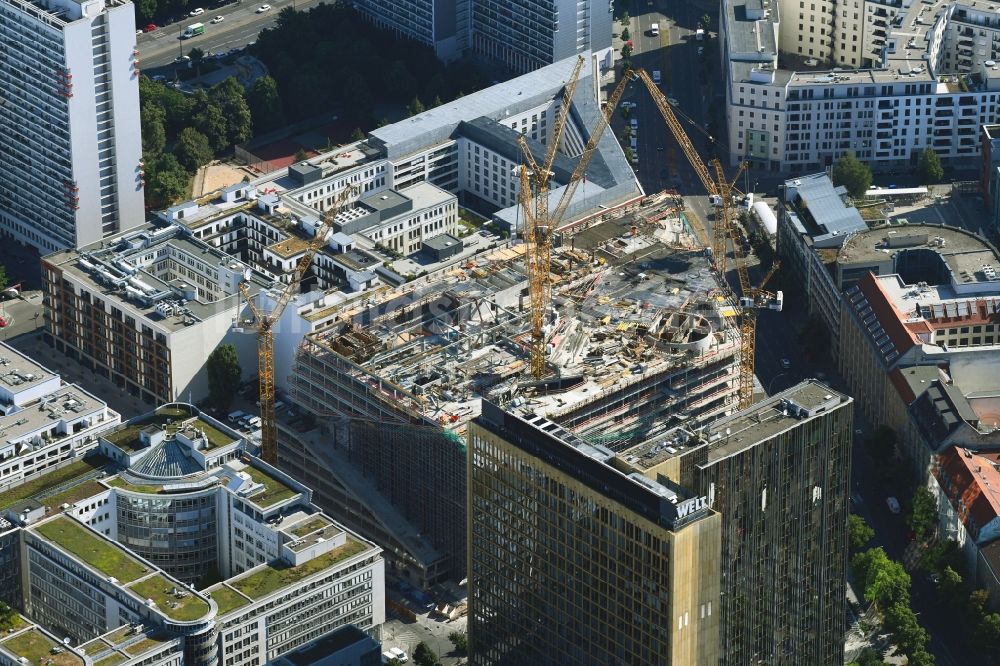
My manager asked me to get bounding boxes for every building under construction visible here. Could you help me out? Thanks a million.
[280,205,744,587]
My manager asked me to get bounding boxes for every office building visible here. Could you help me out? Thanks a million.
[0,341,120,493]
[0,0,144,253]
[722,0,1000,171]
[467,401,722,665]
[0,403,384,666]
[41,224,275,405]
[622,381,853,665]
[982,124,1000,230]
[354,1,614,73]
[776,173,868,352]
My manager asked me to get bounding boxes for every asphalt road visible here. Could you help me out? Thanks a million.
[137,0,325,70]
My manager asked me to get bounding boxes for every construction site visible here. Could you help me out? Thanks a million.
[279,192,743,585]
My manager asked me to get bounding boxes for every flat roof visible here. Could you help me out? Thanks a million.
[203,584,252,616]
[424,233,462,251]
[102,406,238,453]
[396,181,455,211]
[280,626,376,665]
[0,454,111,511]
[0,385,108,455]
[703,380,851,463]
[1,628,84,666]
[44,225,274,333]
[359,188,410,214]
[233,461,299,508]
[228,535,371,600]
[839,224,997,266]
[127,573,211,622]
[0,343,56,395]
[32,516,150,583]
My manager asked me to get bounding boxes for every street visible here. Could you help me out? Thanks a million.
[137,0,326,70]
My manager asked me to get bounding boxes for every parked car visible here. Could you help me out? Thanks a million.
[189,7,204,15]
[388,647,408,663]
[780,358,791,369]
[143,23,157,32]
[227,410,245,424]
[630,118,638,130]
[886,496,901,514]
[256,4,270,11]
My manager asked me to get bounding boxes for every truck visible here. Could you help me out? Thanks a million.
[650,22,659,36]
[696,28,705,40]
[182,22,204,38]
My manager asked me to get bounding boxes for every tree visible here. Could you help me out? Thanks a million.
[173,127,214,172]
[350,127,365,141]
[141,104,167,155]
[978,612,1000,653]
[620,10,629,26]
[210,77,253,148]
[412,642,437,666]
[848,514,875,551]
[621,27,630,41]
[207,344,241,410]
[917,147,944,184]
[852,547,910,609]
[247,76,285,133]
[852,647,886,666]
[621,42,633,59]
[448,631,468,655]
[701,13,711,29]
[908,648,935,666]
[624,146,634,163]
[832,151,873,199]
[293,148,309,162]
[192,93,229,152]
[145,153,189,208]
[883,602,928,655]
[909,486,938,543]
[0,264,7,292]
[431,95,443,108]
[408,96,426,116]
[0,602,17,631]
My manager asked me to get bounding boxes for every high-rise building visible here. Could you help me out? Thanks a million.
[467,402,722,665]
[623,381,853,665]
[470,0,613,73]
[355,0,614,73]
[0,0,144,253]
[354,0,469,61]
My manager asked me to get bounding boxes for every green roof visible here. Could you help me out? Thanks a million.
[1,629,84,666]
[103,407,236,453]
[105,477,167,494]
[122,635,171,657]
[242,465,297,508]
[204,585,251,615]
[288,516,332,538]
[0,455,111,511]
[94,652,128,666]
[127,574,211,622]
[34,517,148,583]
[45,480,108,508]
[231,537,369,600]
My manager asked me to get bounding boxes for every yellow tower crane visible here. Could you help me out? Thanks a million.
[632,68,782,408]
[238,184,359,464]
[518,56,636,378]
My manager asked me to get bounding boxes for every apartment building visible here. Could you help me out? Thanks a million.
[41,224,275,405]
[723,0,1000,171]
[354,0,613,73]
[471,0,614,73]
[624,381,853,666]
[353,0,469,60]
[0,403,384,666]
[467,401,722,665]
[0,0,144,253]
[0,341,120,494]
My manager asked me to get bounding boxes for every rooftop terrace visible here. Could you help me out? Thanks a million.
[102,406,238,453]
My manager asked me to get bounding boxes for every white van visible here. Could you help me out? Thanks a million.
[247,416,262,429]
[650,22,659,36]
[389,648,408,663]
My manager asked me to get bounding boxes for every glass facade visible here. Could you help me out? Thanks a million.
[116,492,218,585]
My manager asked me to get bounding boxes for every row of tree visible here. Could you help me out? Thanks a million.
[249,5,489,129]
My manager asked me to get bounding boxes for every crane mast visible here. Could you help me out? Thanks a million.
[238,184,359,463]
[633,68,780,408]
[518,56,634,377]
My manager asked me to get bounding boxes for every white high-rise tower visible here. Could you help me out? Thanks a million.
[0,0,144,252]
